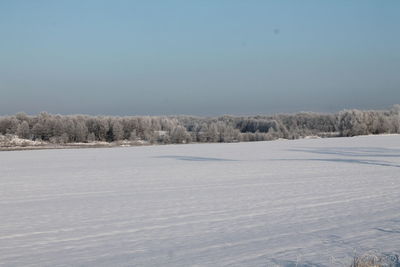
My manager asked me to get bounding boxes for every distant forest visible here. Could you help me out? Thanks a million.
[0,105,399,146]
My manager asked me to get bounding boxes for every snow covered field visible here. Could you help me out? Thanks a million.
[1,135,399,266]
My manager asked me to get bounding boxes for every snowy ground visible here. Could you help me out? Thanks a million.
[0,135,399,266]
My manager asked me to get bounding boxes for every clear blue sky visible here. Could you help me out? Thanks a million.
[1,0,399,116]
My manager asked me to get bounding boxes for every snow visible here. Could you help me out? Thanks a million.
[0,135,399,266]
[0,134,45,147]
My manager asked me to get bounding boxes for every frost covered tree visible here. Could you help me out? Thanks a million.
[1,105,400,146]
[129,130,137,141]
[170,125,191,143]
[205,123,219,142]
[110,121,124,141]
[17,121,30,139]
[87,132,96,142]
[73,120,88,142]
[338,110,367,136]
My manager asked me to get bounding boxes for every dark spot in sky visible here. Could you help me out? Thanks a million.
[273,28,280,35]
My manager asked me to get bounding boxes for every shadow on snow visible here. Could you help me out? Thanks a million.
[289,147,400,158]
[154,155,237,162]
[282,146,400,168]
[275,158,400,168]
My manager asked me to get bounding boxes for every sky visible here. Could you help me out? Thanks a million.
[0,0,399,116]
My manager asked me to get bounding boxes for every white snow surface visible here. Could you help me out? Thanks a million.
[0,135,399,266]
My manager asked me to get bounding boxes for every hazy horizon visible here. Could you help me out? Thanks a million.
[1,103,400,118]
[1,1,399,116]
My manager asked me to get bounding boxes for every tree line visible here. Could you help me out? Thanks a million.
[0,105,399,145]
